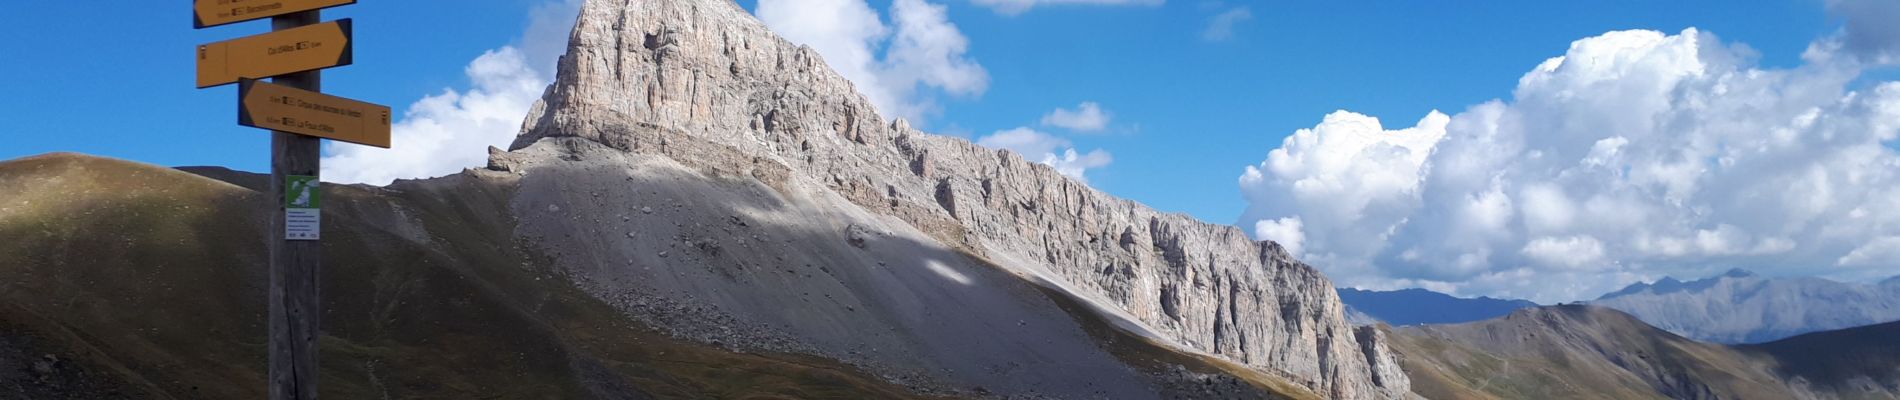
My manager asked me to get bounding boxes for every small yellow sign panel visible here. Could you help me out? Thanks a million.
[197,19,352,88]
[193,0,356,29]
[239,78,391,148]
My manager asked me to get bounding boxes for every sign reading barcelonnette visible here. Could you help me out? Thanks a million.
[194,0,357,28]
[194,1,386,398]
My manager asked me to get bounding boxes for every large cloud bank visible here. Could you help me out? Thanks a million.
[1241,23,1900,302]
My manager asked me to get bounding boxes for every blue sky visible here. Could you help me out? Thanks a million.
[0,0,1830,221]
[0,1,550,172]
[3,0,1895,301]
[896,0,1833,222]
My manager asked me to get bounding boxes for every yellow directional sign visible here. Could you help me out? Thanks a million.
[194,0,356,29]
[197,19,352,88]
[239,78,391,148]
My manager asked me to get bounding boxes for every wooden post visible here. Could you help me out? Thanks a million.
[268,10,323,400]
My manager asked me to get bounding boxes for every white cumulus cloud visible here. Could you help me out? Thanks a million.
[978,127,1070,155]
[1521,236,1608,270]
[1839,236,1900,267]
[758,0,987,121]
[977,127,1113,182]
[322,1,581,185]
[1041,102,1112,132]
[322,48,549,185]
[1042,148,1114,182]
[1238,110,1449,280]
[1240,26,1900,303]
[1254,217,1305,257]
[971,0,1164,16]
[1202,6,1253,42]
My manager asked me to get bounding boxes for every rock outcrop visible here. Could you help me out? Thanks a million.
[502,0,1410,398]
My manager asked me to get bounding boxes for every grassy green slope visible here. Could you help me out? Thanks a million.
[1394,303,1900,400]
[1389,305,1801,400]
[0,153,937,399]
[0,152,1325,400]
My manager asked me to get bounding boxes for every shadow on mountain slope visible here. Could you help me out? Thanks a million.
[1742,320,1900,397]
[0,152,943,399]
[0,151,1315,399]
[1390,305,1900,400]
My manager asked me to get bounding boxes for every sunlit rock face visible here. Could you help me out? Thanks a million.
[500,0,1412,398]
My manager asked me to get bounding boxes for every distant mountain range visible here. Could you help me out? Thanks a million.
[1341,270,1900,345]
[1392,305,1900,399]
[1589,269,1900,343]
[1593,268,1758,299]
[1336,288,1539,326]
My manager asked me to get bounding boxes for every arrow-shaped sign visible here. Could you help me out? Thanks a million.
[239,78,391,148]
[194,0,356,29]
[198,19,352,88]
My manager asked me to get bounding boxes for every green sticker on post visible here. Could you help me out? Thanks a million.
[285,175,321,241]
[286,175,322,208]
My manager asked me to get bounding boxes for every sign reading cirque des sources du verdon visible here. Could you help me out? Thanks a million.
[240,79,392,148]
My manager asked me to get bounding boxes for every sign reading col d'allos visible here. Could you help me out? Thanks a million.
[197,19,352,88]
[239,78,391,148]
[194,0,356,28]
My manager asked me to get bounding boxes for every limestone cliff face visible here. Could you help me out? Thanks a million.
[506,0,1410,397]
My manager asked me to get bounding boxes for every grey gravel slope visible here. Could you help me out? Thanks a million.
[503,141,1166,397]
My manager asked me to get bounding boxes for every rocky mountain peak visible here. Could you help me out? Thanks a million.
[492,0,1411,397]
[1599,269,1767,300]
[1590,270,1900,343]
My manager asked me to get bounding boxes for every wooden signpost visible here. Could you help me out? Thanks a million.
[194,1,388,398]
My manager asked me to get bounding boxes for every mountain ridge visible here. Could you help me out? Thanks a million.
[1,150,1334,399]
[1393,304,1900,399]
[1740,320,1900,395]
[497,0,1409,397]
[0,0,1411,397]
[1336,288,1537,326]
[0,152,945,398]
[1596,268,1756,300]
[1589,269,1900,343]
